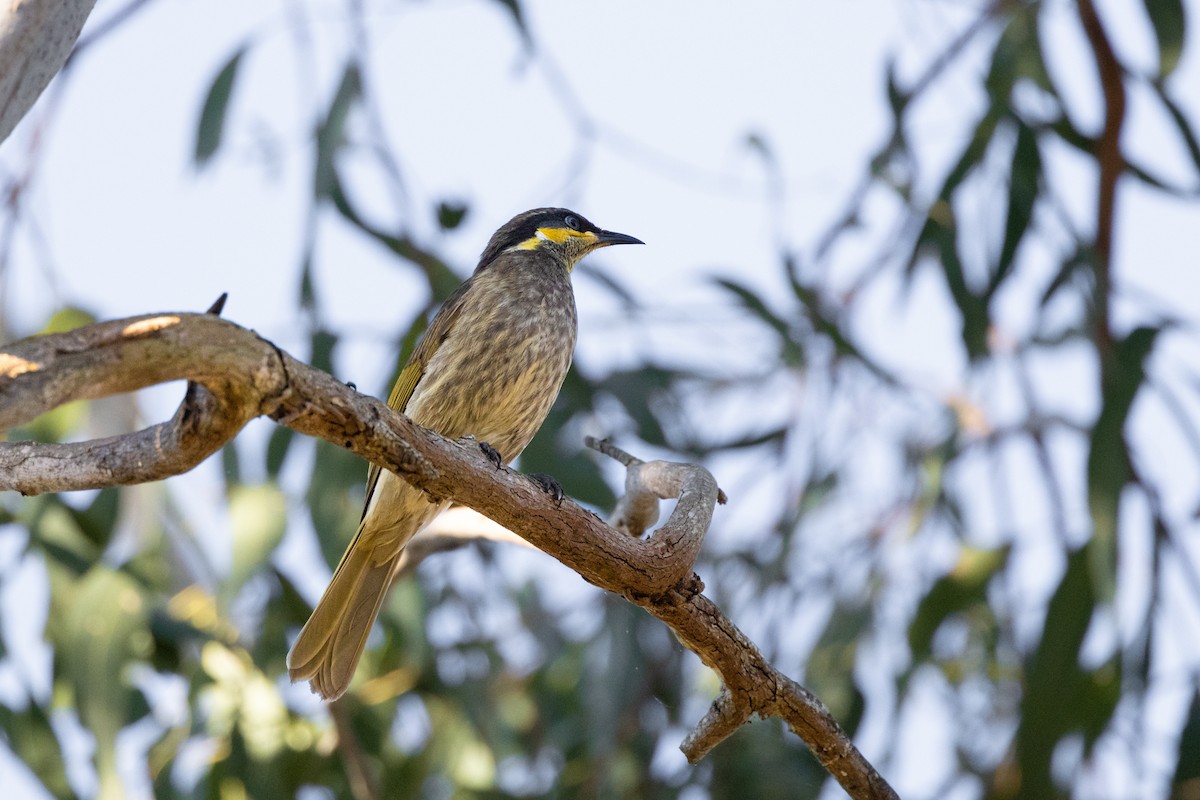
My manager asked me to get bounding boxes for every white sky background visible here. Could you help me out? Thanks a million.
[2,0,1200,798]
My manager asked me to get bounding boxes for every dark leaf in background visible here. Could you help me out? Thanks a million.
[601,365,678,450]
[520,368,615,509]
[298,249,317,311]
[1088,326,1161,601]
[1012,545,1096,799]
[314,64,362,198]
[220,439,242,490]
[225,483,287,599]
[714,277,806,369]
[1040,243,1091,307]
[0,702,71,798]
[307,439,366,570]
[1144,0,1186,79]
[1172,691,1200,798]
[436,200,469,230]
[64,487,119,552]
[910,208,991,360]
[28,495,101,576]
[940,109,1002,202]
[907,546,1010,668]
[63,566,152,795]
[1151,82,1200,177]
[990,120,1040,298]
[265,424,295,478]
[194,46,245,167]
[330,177,463,300]
[807,603,869,737]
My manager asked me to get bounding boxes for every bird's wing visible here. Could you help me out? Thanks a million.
[359,282,472,521]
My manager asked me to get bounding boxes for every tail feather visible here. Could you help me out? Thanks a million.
[287,529,399,701]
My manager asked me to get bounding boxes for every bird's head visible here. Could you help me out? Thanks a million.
[478,207,643,272]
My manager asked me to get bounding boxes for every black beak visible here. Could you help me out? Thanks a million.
[594,229,644,247]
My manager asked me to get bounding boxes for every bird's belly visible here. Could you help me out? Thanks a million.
[405,317,575,462]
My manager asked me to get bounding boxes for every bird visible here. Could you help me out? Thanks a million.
[286,207,643,700]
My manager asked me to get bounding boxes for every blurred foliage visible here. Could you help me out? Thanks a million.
[3,1,1200,799]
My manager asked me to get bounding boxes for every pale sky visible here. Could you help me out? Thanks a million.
[2,0,1199,797]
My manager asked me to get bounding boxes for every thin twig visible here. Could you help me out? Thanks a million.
[1077,0,1126,374]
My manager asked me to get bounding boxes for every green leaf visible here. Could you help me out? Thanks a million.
[600,366,677,449]
[1144,0,1186,79]
[220,440,242,490]
[908,545,1010,664]
[307,440,366,569]
[436,200,469,230]
[195,47,246,167]
[298,249,316,311]
[519,368,614,508]
[909,209,991,359]
[64,566,152,796]
[314,64,362,198]
[0,703,71,797]
[1079,654,1121,753]
[714,277,805,368]
[226,483,287,597]
[1015,545,1096,798]
[884,59,909,117]
[1088,326,1161,601]
[309,328,338,374]
[940,109,1002,200]
[807,604,869,736]
[1172,690,1200,796]
[991,120,1040,297]
[42,306,96,334]
[1150,82,1200,176]
[329,181,462,299]
[265,425,295,478]
[65,487,120,551]
[30,496,101,575]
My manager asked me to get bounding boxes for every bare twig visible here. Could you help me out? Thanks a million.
[0,312,897,800]
[1077,0,1126,373]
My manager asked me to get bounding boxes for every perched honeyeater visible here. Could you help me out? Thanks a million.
[287,208,642,700]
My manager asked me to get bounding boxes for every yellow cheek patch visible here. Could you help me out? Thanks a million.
[537,227,596,244]
[514,228,596,251]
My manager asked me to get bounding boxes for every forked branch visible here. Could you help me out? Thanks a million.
[0,311,897,800]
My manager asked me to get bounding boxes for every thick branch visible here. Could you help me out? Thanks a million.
[0,313,897,800]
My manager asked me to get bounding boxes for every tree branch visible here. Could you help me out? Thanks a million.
[0,311,898,800]
[1077,0,1126,372]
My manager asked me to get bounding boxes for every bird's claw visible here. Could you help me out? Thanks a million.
[529,473,564,506]
[479,441,504,469]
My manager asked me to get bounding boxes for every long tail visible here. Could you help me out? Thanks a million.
[286,523,401,701]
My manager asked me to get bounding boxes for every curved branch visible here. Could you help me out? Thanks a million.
[0,312,897,800]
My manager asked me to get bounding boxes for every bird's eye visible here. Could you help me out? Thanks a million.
[564,215,581,231]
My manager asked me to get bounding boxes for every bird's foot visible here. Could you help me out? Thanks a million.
[528,473,564,507]
[479,441,504,469]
